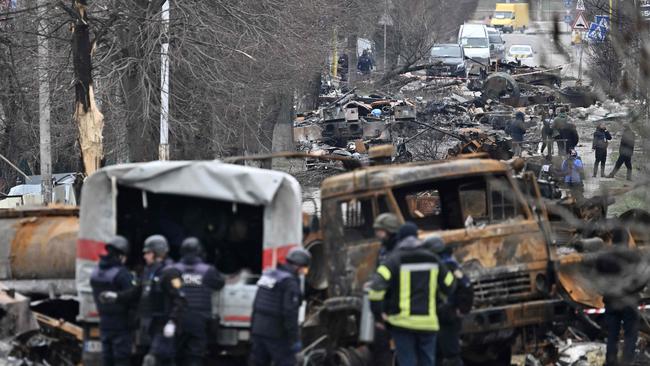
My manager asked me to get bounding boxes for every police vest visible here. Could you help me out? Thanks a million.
[173,262,213,317]
[139,261,168,318]
[90,266,129,318]
[254,269,295,318]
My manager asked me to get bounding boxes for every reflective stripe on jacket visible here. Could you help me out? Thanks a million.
[368,239,455,332]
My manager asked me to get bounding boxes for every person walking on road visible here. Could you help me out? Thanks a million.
[172,237,225,366]
[368,223,455,366]
[506,112,526,156]
[562,149,585,200]
[540,119,554,156]
[90,236,136,366]
[607,124,635,181]
[425,235,474,366]
[592,123,612,178]
[250,247,311,366]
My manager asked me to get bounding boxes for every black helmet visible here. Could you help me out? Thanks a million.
[143,235,169,257]
[181,237,203,257]
[286,247,311,267]
[423,235,446,254]
[107,235,129,255]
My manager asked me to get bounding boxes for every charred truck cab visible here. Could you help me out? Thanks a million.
[304,159,587,364]
[76,161,302,364]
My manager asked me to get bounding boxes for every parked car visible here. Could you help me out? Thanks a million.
[427,44,467,78]
[487,27,506,61]
[458,23,490,68]
[505,44,535,66]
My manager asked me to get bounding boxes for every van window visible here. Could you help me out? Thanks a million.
[494,11,513,19]
[461,38,488,48]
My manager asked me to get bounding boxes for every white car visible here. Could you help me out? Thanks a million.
[505,44,535,66]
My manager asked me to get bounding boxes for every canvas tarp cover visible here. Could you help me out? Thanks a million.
[76,160,302,321]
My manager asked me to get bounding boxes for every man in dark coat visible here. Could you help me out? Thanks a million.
[90,236,136,366]
[540,119,554,156]
[608,124,635,180]
[507,112,526,156]
[357,50,374,75]
[592,123,612,177]
[250,247,312,366]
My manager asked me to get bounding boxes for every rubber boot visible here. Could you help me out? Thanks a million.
[627,170,632,181]
[593,164,598,178]
[601,166,606,177]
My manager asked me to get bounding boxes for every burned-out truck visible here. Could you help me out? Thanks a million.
[302,158,598,365]
[76,161,303,364]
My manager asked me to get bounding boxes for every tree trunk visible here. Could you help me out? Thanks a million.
[72,0,104,175]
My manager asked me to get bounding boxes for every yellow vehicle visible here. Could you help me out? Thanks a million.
[491,3,530,33]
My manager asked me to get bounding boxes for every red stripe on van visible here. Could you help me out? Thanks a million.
[77,239,106,261]
[262,245,298,269]
[223,315,251,322]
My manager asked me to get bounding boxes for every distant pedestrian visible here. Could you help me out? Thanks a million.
[338,53,349,81]
[562,149,585,199]
[368,223,455,366]
[592,123,612,178]
[357,50,374,75]
[553,111,568,155]
[608,124,635,181]
[506,112,526,156]
[540,119,554,156]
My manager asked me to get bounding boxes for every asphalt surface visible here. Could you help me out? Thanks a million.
[501,22,583,79]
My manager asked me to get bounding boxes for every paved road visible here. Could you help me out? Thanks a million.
[501,22,584,79]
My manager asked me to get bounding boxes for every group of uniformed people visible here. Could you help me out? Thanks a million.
[90,234,312,366]
[368,214,473,366]
[90,235,224,366]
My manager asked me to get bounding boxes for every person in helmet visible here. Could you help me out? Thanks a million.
[171,237,225,366]
[250,247,311,366]
[90,236,136,366]
[373,213,401,264]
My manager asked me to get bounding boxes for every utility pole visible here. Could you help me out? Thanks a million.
[159,0,170,161]
[37,0,52,204]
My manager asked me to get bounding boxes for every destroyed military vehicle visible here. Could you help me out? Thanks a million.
[75,161,303,364]
[301,158,604,365]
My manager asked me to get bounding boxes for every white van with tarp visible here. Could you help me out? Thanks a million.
[76,161,302,363]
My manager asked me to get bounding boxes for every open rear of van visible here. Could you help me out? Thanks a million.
[76,161,302,364]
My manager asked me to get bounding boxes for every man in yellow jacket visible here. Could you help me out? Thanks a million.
[368,223,455,366]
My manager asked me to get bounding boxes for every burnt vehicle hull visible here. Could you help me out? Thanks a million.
[304,159,597,364]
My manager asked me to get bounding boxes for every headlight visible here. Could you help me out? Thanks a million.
[456,63,465,70]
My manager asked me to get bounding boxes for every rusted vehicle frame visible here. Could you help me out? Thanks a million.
[306,159,592,361]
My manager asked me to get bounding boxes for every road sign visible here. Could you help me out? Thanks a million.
[587,22,607,42]
[641,0,650,22]
[576,0,586,11]
[378,13,393,26]
[594,15,610,30]
[572,11,589,30]
[564,0,572,8]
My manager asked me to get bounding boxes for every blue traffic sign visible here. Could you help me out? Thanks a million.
[594,15,610,30]
[564,0,572,8]
[564,15,573,24]
[587,22,607,42]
